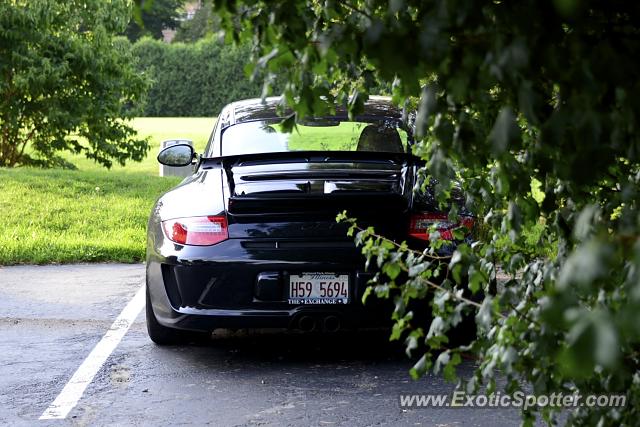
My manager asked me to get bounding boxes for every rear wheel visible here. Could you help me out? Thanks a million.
[146,286,210,345]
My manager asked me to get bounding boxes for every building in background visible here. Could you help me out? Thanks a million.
[162,1,202,43]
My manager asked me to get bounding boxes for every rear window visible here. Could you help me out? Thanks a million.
[220,120,409,157]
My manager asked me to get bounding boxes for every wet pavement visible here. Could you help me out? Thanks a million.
[0,264,524,426]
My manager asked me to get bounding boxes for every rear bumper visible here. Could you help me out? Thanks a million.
[146,236,392,332]
[145,303,391,332]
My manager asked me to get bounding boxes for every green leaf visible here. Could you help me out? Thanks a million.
[573,205,600,241]
[279,113,297,133]
[475,297,493,330]
[415,85,437,139]
[468,267,485,294]
[488,107,520,155]
[408,261,431,277]
[433,350,450,375]
[557,239,612,290]
[405,328,423,357]
[383,262,402,280]
[410,354,431,380]
[427,316,445,338]
[560,310,620,377]
[361,286,373,304]
[452,227,466,241]
[443,352,461,382]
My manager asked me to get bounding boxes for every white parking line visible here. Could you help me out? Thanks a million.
[40,284,146,420]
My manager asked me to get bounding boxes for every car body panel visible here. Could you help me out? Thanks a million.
[147,97,465,334]
[152,170,226,221]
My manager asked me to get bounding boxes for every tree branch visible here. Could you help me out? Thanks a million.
[352,224,453,261]
[335,0,374,20]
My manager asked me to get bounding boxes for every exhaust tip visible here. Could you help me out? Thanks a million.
[298,315,317,332]
[323,315,341,333]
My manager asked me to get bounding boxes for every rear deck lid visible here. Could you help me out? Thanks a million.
[209,117,419,239]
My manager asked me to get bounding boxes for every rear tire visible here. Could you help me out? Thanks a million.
[146,286,210,345]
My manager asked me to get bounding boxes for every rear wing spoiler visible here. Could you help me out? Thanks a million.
[199,151,425,196]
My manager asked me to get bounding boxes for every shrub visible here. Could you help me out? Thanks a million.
[132,37,264,116]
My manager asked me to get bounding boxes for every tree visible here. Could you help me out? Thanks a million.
[126,0,183,42]
[0,0,149,169]
[213,1,640,425]
[173,1,218,43]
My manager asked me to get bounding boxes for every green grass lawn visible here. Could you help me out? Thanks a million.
[287,122,408,151]
[63,117,215,174]
[0,117,214,265]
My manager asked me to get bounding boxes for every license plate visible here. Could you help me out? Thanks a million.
[288,272,349,304]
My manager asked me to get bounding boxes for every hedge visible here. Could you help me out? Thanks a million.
[132,37,263,117]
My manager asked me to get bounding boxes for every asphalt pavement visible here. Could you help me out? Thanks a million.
[0,263,524,426]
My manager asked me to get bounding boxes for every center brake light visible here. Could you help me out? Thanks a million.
[162,216,228,246]
[409,213,474,241]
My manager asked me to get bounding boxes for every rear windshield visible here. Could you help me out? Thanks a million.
[220,120,409,157]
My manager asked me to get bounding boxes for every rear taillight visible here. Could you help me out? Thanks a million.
[161,216,228,246]
[409,213,474,241]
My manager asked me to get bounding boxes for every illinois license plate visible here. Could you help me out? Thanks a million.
[288,272,349,304]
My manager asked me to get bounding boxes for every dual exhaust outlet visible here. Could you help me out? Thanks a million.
[297,314,341,333]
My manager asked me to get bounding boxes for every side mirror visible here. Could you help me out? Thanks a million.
[157,143,195,167]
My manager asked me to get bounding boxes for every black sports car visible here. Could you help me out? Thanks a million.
[146,96,473,344]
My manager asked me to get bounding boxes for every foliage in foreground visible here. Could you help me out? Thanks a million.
[0,0,149,169]
[214,1,640,425]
